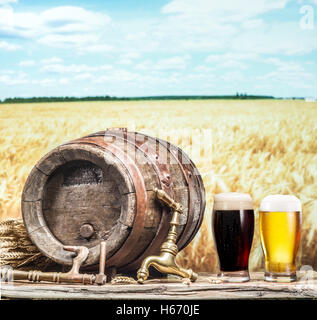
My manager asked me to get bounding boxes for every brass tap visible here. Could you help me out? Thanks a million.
[137,188,198,284]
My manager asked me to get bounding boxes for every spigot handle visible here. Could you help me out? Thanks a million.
[63,246,89,275]
[154,188,183,213]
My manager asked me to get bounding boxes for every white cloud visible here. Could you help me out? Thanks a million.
[0,70,14,74]
[266,57,313,75]
[162,0,290,21]
[41,63,113,74]
[0,40,20,50]
[242,19,264,29]
[257,58,316,89]
[39,37,112,53]
[31,78,55,86]
[206,53,259,63]
[125,32,147,41]
[19,60,35,67]
[41,63,92,74]
[155,55,190,70]
[101,70,138,82]
[40,6,110,32]
[59,78,70,85]
[151,13,237,53]
[80,44,113,53]
[40,57,63,65]
[134,55,191,71]
[74,73,93,81]
[205,53,259,70]
[93,75,110,84]
[0,72,27,85]
[124,52,141,60]
[0,6,112,50]
[135,60,153,71]
[2,0,314,59]
[117,59,133,66]
[0,7,14,28]
[231,22,317,55]
[0,8,39,38]
[0,0,17,5]
[117,52,141,65]
[91,69,184,86]
[99,65,113,71]
[153,0,317,56]
[221,71,245,82]
[38,34,99,48]
[194,65,216,73]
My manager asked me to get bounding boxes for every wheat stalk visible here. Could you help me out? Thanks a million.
[0,218,55,270]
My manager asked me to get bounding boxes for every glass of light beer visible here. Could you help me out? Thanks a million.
[212,193,254,282]
[260,195,302,282]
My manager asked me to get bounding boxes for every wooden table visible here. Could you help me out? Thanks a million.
[1,272,317,300]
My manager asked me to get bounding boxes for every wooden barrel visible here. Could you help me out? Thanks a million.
[22,128,205,272]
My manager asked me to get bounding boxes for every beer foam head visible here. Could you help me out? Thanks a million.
[260,195,301,212]
[213,193,253,211]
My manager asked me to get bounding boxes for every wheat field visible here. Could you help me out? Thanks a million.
[0,99,316,272]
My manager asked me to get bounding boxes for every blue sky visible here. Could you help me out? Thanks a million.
[0,0,317,98]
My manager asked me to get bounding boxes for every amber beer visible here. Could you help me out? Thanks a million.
[212,193,254,282]
[260,195,302,282]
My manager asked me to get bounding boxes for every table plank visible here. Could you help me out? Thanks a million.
[1,272,317,300]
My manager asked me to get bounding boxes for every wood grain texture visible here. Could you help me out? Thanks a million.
[1,272,317,300]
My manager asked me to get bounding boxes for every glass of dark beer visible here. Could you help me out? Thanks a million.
[212,193,254,282]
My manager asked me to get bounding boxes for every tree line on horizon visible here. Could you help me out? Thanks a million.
[0,93,299,104]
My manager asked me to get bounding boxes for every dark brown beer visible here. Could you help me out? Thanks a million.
[213,209,254,272]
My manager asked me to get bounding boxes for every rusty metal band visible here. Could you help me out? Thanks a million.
[185,161,206,245]
[139,134,200,250]
[167,150,197,250]
[167,143,206,247]
[100,130,175,271]
[167,142,206,247]
[63,137,147,267]
[104,130,173,191]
